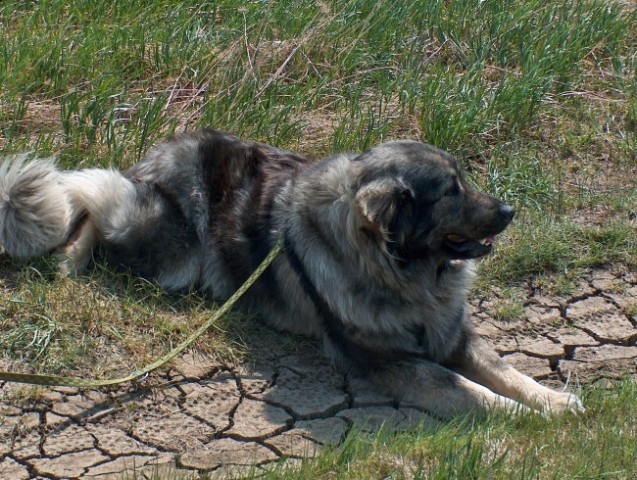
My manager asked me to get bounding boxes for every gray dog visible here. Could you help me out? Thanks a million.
[0,129,583,418]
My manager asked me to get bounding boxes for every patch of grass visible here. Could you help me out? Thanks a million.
[478,145,558,211]
[623,302,637,320]
[476,216,637,290]
[491,291,527,323]
[531,273,579,298]
[228,380,637,480]
[0,262,239,377]
[2,0,636,160]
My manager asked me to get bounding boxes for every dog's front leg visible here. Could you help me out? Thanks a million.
[368,360,530,419]
[451,333,584,415]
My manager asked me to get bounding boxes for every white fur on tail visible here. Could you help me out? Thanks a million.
[0,155,74,257]
[0,155,137,261]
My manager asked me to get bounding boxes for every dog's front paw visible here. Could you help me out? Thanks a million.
[542,391,585,415]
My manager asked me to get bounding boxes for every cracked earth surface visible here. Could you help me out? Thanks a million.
[1,268,637,479]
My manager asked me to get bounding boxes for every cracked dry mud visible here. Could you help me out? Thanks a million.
[1,269,637,479]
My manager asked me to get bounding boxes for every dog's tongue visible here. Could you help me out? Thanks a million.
[447,234,498,245]
[482,235,497,245]
[447,234,469,243]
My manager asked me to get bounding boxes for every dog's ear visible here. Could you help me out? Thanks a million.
[355,177,414,233]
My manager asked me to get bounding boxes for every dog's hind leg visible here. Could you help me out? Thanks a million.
[51,168,140,274]
[451,335,584,415]
[54,215,99,275]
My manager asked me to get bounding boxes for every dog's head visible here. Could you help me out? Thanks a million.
[351,141,514,262]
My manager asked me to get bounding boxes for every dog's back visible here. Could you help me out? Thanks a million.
[0,129,310,296]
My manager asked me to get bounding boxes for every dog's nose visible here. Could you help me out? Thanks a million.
[499,204,515,223]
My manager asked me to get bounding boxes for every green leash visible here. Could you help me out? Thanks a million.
[0,243,282,388]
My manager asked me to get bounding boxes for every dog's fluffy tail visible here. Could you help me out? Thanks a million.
[0,155,137,261]
[0,155,76,257]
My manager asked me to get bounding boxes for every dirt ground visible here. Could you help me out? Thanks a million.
[1,267,636,479]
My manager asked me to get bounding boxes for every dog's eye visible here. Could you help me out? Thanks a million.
[445,181,460,196]
[400,188,413,202]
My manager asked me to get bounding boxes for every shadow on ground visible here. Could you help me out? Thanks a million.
[1,268,636,479]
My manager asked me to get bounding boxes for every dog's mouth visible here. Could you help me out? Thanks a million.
[444,233,498,259]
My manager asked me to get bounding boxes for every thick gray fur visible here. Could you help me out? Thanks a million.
[0,130,584,418]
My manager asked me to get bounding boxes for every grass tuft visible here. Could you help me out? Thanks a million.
[251,380,637,480]
[477,217,637,290]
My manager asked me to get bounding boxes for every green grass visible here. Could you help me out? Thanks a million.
[258,380,637,480]
[1,0,637,479]
[126,380,637,480]
[2,0,636,162]
[0,258,242,377]
[475,216,637,292]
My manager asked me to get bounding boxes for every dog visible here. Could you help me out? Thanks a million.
[0,129,583,418]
